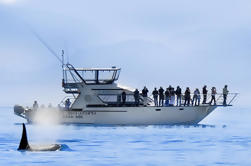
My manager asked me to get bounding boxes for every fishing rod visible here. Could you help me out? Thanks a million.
[30,29,64,64]
[29,28,68,85]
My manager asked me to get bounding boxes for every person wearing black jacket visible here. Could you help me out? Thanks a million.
[152,88,159,106]
[158,87,164,106]
[202,85,208,104]
[134,89,140,106]
[184,87,191,106]
[122,91,126,106]
[142,86,149,106]
[175,86,182,106]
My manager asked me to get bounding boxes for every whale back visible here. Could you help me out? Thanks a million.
[17,123,61,151]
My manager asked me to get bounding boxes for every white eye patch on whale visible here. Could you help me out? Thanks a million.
[18,123,64,151]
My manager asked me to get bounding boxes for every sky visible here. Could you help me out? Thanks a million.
[0,0,250,107]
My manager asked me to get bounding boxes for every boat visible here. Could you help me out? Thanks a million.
[14,62,238,125]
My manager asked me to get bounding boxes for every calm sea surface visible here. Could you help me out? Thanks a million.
[0,106,251,166]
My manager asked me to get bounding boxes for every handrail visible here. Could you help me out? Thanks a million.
[65,63,86,83]
[227,93,238,105]
[97,93,238,106]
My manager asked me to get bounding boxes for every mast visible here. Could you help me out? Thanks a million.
[62,50,65,87]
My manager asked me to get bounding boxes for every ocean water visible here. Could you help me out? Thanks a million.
[0,106,251,166]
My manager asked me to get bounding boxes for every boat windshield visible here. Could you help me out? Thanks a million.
[80,68,120,84]
[64,66,121,85]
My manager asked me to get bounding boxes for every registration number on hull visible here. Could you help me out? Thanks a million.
[63,111,97,119]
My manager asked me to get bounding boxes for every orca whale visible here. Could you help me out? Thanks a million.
[18,123,61,151]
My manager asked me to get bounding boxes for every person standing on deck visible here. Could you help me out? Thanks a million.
[167,85,172,93]
[142,86,149,106]
[192,89,198,106]
[134,89,140,106]
[202,85,208,104]
[184,87,191,106]
[192,89,201,106]
[223,85,229,106]
[196,89,201,106]
[169,87,175,106]
[210,87,217,105]
[65,98,71,110]
[152,88,159,106]
[165,88,170,106]
[158,87,164,106]
[122,91,126,106]
[175,86,182,106]
[33,101,39,111]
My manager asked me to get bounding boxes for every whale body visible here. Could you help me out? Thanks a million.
[18,123,61,151]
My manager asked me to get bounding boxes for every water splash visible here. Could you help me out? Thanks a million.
[32,108,62,125]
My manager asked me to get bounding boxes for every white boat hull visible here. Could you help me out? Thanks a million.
[17,105,217,125]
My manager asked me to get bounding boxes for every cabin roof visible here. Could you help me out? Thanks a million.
[66,67,121,71]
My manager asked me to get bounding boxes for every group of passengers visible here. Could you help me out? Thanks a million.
[130,85,229,107]
[32,99,72,111]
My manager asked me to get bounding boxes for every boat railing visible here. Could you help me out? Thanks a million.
[148,93,238,106]
[97,93,238,106]
[213,93,238,106]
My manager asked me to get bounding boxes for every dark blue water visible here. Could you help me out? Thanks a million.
[0,106,251,166]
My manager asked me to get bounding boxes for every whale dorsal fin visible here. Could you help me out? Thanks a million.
[18,123,30,150]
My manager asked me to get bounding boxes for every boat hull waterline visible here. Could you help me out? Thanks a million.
[14,105,217,125]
